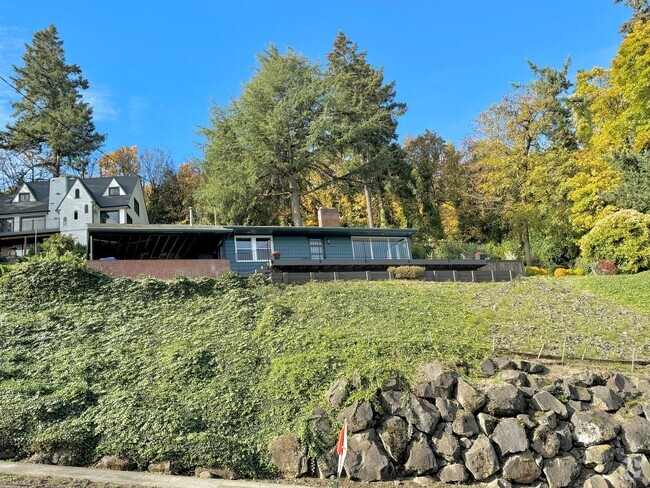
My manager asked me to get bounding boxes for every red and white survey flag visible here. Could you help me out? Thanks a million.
[337,418,347,479]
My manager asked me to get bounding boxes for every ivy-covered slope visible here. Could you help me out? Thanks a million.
[0,262,647,477]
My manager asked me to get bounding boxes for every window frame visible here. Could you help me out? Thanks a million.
[234,236,274,262]
[108,186,120,196]
[18,192,30,202]
[351,237,411,260]
[74,189,80,199]
[309,238,325,260]
[134,199,140,216]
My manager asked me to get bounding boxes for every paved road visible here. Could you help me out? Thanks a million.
[0,462,306,488]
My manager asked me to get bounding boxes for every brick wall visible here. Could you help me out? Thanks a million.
[87,259,231,280]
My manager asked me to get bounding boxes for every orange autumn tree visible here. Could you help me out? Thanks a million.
[98,145,139,176]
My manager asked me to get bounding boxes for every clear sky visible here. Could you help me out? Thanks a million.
[0,1,631,165]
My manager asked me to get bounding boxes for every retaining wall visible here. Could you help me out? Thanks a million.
[87,259,231,280]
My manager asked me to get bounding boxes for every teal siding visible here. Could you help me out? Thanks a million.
[222,232,411,275]
[324,236,353,259]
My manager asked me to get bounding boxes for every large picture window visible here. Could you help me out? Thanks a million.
[0,218,13,233]
[352,237,410,260]
[235,236,272,262]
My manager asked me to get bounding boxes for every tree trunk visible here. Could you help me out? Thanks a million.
[288,177,303,227]
[377,187,387,228]
[364,183,374,228]
[52,151,60,177]
[522,223,532,266]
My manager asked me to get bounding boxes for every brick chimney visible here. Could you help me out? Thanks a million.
[317,207,340,227]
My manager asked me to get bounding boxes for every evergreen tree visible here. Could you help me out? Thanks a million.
[321,32,406,227]
[1,25,104,176]
[199,46,324,226]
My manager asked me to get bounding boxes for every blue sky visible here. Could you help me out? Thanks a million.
[0,1,630,165]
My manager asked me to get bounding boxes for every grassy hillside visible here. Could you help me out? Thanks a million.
[0,262,648,477]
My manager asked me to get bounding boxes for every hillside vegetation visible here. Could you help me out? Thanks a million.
[0,262,648,477]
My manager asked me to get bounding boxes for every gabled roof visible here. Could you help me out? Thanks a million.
[0,175,141,217]
[80,176,139,208]
[0,181,50,216]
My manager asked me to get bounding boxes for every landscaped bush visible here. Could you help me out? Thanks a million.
[387,265,426,279]
[580,209,650,273]
[553,268,586,277]
[525,266,549,276]
[598,259,618,275]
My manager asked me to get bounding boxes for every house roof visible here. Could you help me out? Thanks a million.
[0,176,141,217]
[226,225,418,237]
[0,181,50,216]
[86,223,417,237]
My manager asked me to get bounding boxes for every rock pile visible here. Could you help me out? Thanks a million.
[268,359,650,487]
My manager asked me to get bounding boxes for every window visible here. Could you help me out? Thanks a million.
[73,211,79,220]
[352,237,410,260]
[235,236,272,262]
[18,193,30,202]
[84,204,89,214]
[63,217,67,227]
[309,239,325,260]
[100,211,120,224]
[21,216,45,231]
[134,199,140,216]
[127,214,133,224]
[74,189,80,199]
[0,218,13,233]
[108,187,120,196]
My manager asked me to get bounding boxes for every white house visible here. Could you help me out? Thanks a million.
[0,175,148,256]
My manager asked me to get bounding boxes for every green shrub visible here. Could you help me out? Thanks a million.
[427,239,485,259]
[580,209,650,274]
[387,265,425,279]
[33,234,87,262]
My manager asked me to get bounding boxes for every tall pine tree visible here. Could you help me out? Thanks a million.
[321,32,406,227]
[1,25,104,176]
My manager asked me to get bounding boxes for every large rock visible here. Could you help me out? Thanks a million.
[531,391,568,419]
[543,454,580,488]
[95,455,136,471]
[415,363,458,399]
[603,465,636,488]
[572,411,619,446]
[502,451,542,484]
[148,461,174,474]
[485,385,527,416]
[380,390,405,417]
[437,463,468,483]
[620,416,650,454]
[407,394,441,434]
[345,430,393,481]
[338,400,374,433]
[531,424,561,459]
[377,416,409,462]
[480,358,497,377]
[591,385,624,411]
[452,410,479,437]
[606,373,640,400]
[501,370,529,387]
[431,430,460,462]
[51,449,80,467]
[316,446,338,479]
[327,379,348,407]
[583,474,610,488]
[435,398,459,421]
[555,421,573,452]
[456,378,486,412]
[268,436,307,478]
[403,434,437,476]
[584,444,614,474]
[464,434,499,481]
[563,382,591,402]
[492,418,528,455]
[478,412,498,435]
[624,453,650,486]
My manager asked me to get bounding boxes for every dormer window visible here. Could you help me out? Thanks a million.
[18,193,30,202]
[108,187,120,196]
[74,189,80,199]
